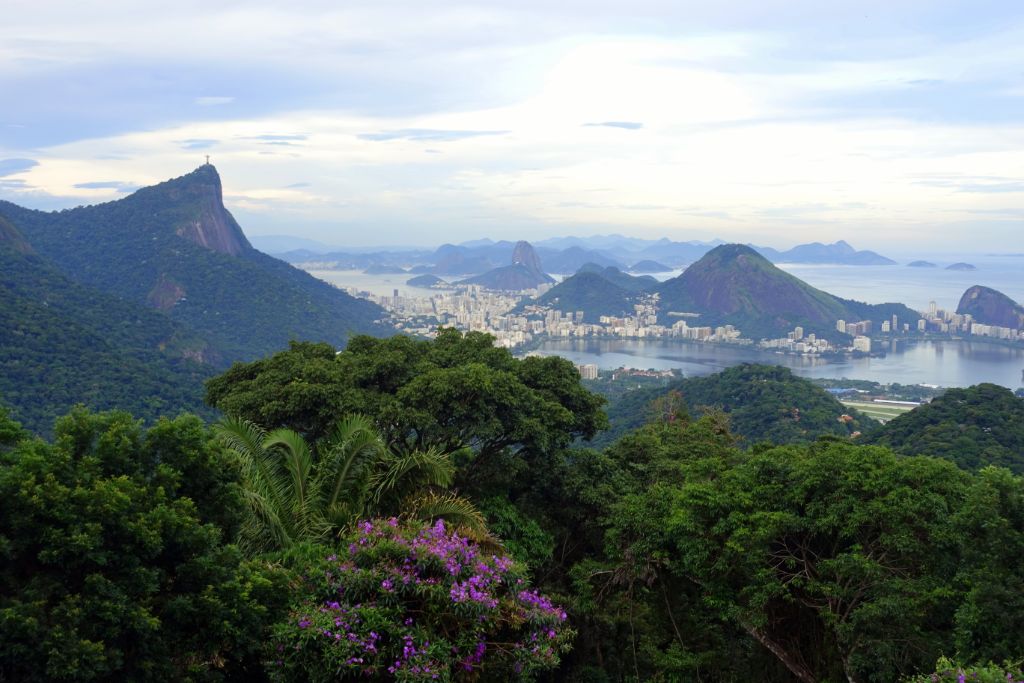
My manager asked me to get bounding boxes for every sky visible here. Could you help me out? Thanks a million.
[1,0,1023,253]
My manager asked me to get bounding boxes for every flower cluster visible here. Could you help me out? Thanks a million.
[904,657,1024,683]
[269,518,572,681]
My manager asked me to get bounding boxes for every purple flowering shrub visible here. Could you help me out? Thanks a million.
[269,518,573,681]
[902,657,1024,683]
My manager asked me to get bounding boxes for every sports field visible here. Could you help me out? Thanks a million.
[841,400,917,423]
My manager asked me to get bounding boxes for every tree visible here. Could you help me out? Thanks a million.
[204,330,607,482]
[214,415,484,555]
[672,441,969,683]
[0,408,288,681]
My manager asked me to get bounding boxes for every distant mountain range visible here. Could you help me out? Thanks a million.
[272,235,898,272]
[0,165,386,432]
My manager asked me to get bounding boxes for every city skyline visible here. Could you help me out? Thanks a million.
[2,1,1023,252]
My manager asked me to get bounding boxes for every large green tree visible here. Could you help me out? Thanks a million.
[0,408,288,681]
[205,330,607,483]
[669,441,970,683]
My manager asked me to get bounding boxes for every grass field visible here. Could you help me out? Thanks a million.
[841,400,917,423]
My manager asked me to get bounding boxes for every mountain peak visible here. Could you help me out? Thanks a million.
[151,165,250,256]
[511,240,544,273]
[957,285,1024,330]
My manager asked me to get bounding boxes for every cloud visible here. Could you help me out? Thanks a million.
[358,128,508,142]
[178,138,218,150]
[72,180,140,193]
[0,158,38,176]
[242,134,308,141]
[285,182,311,188]
[583,121,643,130]
[194,96,234,106]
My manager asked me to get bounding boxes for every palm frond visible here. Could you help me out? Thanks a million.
[368,446,455,506]
[313,415,384,514]
[404,490,488,536]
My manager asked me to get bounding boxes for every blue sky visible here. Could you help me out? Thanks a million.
[1,0,1023,252]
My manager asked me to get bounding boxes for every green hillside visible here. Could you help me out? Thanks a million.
[593,363,875,446]
[0,245,214,434]
[576,263,659,292]
[0,165,386,365]
[657,244,919,338]
[527,270,649,322]
[863,383,1024,473]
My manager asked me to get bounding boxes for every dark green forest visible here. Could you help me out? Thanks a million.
[3,330,1024,681]
[864,383,1024,473]
[0,247,215,434]
[593,363,874,447]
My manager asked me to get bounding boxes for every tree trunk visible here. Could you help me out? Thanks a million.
[741,621,817,683]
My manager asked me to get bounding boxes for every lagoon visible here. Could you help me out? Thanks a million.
[533,338,1024,389]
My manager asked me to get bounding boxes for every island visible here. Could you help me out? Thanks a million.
[946,262,977,271]
[907,260,937,268]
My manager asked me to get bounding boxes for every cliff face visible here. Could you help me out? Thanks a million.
[957,285,1024,330]
[166,165,251,256]
[511,240,545,273]
[0,164,386,366]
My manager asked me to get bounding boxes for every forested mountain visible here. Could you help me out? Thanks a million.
[594,364,874,446]
[0,242,214,434]
[864,383,1024,473]
[521,264,657,322]
[0,165,386,365]
[957,285,1024,330]
[656,244,919,338]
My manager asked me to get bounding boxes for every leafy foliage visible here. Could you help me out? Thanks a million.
[595,363,874,447]
[0,408,288,681]
[215,415,483,555]
[903,657,1024,683]
[205,329,607,478]
[865,383,1024,473]
[269,519,572,681]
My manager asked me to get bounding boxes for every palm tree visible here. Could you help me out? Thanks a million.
[214,414,485,554]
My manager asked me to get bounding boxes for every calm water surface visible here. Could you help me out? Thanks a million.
[534,339,1024,389]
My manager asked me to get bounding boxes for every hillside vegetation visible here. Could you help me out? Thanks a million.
[0,245,214,434]
[0,165,385,366]
[657,244,919,338]
[593,363,875,447]
[864,383,1024,473]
